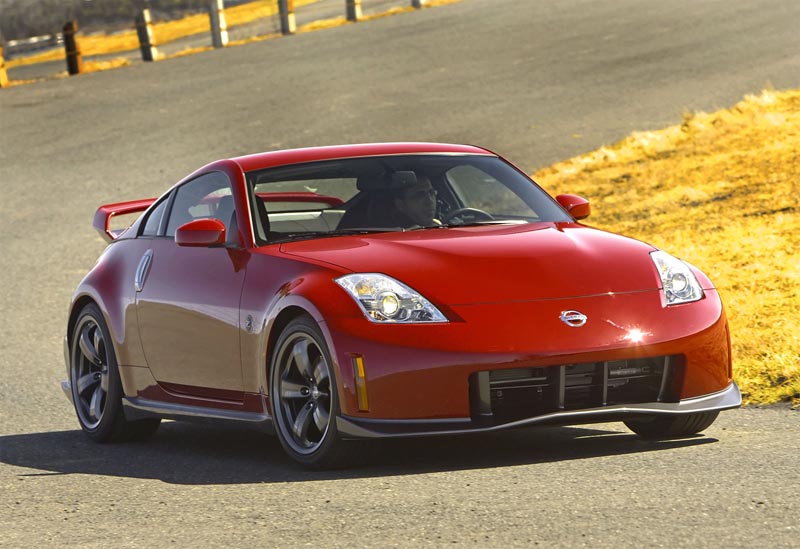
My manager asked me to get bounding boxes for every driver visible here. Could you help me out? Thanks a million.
[388,174,440,227]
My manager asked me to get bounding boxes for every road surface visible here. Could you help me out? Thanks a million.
[1,0,799,546]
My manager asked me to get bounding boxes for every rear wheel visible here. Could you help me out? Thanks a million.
[70,303,160,442]
[624,411,719,439]
[270,315,358,469]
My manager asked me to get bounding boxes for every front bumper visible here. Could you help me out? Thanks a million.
[328,289,732,419]
[337,381,741,438]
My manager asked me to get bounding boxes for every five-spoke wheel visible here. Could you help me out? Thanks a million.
[270,315,356,468]
[69,303,160,442]
[72,313,111,430]
[275,333,332,453]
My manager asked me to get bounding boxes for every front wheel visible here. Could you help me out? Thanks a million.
[270,315,358,469]
[624,411,719,439]
[69,303,160,442]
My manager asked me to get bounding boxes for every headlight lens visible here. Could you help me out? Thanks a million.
[335,273,448,323]
[650,250,704,305]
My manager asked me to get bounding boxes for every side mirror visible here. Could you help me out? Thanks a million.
[175,218,226,247]
[556,194,591,220]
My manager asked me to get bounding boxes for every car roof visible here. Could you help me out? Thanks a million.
[231,143,496,173]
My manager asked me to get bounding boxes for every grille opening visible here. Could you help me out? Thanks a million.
[564,362,604,410]
[483,367,557,422]
[605,359,665,406]
[472,355,679,423]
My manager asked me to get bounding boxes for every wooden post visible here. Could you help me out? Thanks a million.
[278,0,296,35]
[412,0,427,8]
[346,0,362,22]
[62,20,84,75]
[0,46,9,88]
[135,9,159,61]
[209,0,229,48]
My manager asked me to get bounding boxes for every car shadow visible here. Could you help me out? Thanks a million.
[0,421,716,485]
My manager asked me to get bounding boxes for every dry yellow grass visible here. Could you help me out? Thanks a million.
[535,89,800,406]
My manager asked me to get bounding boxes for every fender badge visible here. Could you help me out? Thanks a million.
[245,315,254,333]
[560,310,587,327]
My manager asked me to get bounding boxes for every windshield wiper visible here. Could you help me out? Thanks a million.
[332,227,404,234]
[440,219,530,228]
[270,227,400,243]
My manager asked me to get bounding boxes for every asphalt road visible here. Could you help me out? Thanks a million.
[1,0,799,546]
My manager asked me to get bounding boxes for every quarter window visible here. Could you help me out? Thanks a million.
[141,197,168,237]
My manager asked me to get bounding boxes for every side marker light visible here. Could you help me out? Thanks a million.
[352,355,370,412]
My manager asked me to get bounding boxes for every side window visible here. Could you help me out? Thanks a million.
[141,197,169,237]
[165,172,234,237]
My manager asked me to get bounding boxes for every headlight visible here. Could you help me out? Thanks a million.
[335,273,448,323]
[650,250,704,305]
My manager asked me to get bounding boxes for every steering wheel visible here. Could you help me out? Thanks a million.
[442,207,494,224]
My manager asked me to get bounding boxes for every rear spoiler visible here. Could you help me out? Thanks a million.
[93,198,156,243]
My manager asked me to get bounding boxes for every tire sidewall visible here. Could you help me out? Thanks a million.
[269,315,341,467]
[70,303,126,441]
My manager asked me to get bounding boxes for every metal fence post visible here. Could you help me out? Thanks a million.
[135,9,159,61]
[62,20,84,75]
[0,46,9,88]
[278,0,296,35]
[412,0,427,8]
[346,0,362,22]
[209,0,229,48]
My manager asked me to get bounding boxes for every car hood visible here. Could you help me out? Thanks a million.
[279,222,660,305]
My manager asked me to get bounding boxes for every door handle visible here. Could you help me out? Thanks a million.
[134,249,153,292]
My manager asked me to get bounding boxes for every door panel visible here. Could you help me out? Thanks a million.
[134,170,247,396]
[135,240,246,393]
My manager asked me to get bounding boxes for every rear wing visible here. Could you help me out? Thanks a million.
[93,198,156,243]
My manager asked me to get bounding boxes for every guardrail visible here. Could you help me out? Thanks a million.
[2,0,437,86]
[5,34,64,58]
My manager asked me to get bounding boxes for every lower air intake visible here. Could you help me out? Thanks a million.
[470,355,679,423]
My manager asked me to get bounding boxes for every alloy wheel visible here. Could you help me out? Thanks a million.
[71,316,110,430]
[274,332,333,455]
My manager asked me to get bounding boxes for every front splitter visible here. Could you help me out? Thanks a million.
[336,381,742,438]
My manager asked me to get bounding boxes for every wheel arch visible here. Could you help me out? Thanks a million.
[66,290,138,396]
[266,306,310,373]
[67,290,122,351]
[67,294,100,346]
[241,261,360,415]
[262,301,347,416]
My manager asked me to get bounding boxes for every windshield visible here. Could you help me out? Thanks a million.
[247,154,570,244]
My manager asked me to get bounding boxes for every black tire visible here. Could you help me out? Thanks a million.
[624,411,719,439]
[69,303,161,442]
[269,315,359,469]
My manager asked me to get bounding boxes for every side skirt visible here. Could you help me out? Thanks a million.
[123,396,274,434]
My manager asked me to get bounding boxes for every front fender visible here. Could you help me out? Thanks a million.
[239,252,358,403]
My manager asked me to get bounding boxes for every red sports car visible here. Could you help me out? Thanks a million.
[63,143,741,468]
